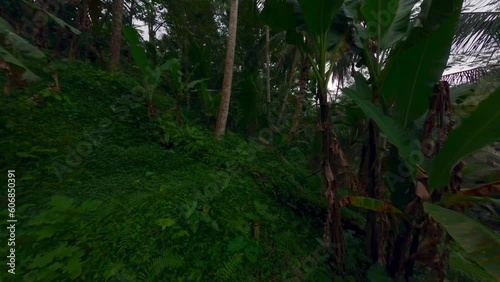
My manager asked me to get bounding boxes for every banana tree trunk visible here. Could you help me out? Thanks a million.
[319,78,344,269]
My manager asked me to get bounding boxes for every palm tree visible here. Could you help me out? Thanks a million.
[215,0,239,139]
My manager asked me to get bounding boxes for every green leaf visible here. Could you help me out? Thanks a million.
[29,253,55,269]
[0,46,40,81]
[79,200,102,212]
[360,0,420,49]
[35,228,57,240]
[52,243,79,258]
[227,236,246,253]
[0,18,46,59]
[366,262,393,282]
[123,26,149,74]
[343,76,420,176]
[157,218,176,231]
[260,0,304,46]
[361,0,398,40]
[64,256,83,279]
[379,0,464,128]
[0,17,14,32]
[104,263,124,280]
[49,195,75,210]
[437,195,497,206]
[184,201,198,219]
[424,202,500,280]
[298,0,344,38]
[429,87,500,189]
[22,1,81,35]
[185,78,209,91]
[260,0,298,32]
[342,196,403,214]
[381,0,420,49]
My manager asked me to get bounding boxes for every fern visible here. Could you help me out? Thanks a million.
[151,252,184,271]
[215,253,244,281]
[116,235,133,255]
[135,251,184,281]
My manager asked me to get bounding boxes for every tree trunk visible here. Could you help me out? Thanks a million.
[215,0,239,139]
[69,0,90,60]
[287,53,308,145]
[319,76,344,269]
[147,4,155,44]
[277,47,299,128]
[110,0,124,71]
[32,0,50,49]
[265,25,272,126]
[361,120,381,262]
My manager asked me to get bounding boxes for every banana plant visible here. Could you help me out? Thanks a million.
[0,2,81,95]
[262,0,356,268]
[123,26,207,123]
[339,0,500,280]
[264,0,499,280]
[0,16,44,84]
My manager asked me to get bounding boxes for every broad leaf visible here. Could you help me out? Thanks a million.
[298,0,344,38]
[429,87,500,189]
[344,74,420,176]
[0,17,14,32]
[341,196,403,214]
[0,17,45,60]
[379,0,464,128]
[122,26,149,75]
[22,1,81,35]
[380,0,420,49]
[260,0,304,46]
[437,195,496,206]
[260,0,298,32]
[0,47,40,81]
[424,202,500,280]
[361,0,399,41]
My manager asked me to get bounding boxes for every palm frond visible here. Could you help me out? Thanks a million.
[452,11,500,55]
[442,64,500,85]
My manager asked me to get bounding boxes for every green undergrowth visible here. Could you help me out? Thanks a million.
[0,60,339,281]
[0,61,491,281]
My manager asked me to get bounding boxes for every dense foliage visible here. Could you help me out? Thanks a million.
[1,0,499,281]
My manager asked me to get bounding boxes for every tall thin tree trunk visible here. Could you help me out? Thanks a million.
[110,0,124,71]
[287,53,308,145]
[277,47,299,128]
[215,0,239,139]
[265,25,272,126]
[69,1,90,59]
